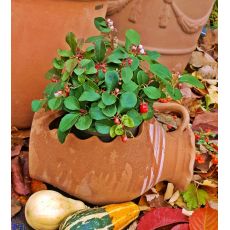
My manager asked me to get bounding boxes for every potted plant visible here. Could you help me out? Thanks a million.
[31,17,203,143]
[29,17,203,204]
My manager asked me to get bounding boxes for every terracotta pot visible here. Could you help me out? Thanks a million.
[107,0,215,72]
[12,0,107,129]
[29,102,195,205]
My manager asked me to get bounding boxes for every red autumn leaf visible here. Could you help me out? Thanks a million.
[11,156,31,195]
[137,208,188,230]
[189,206,218,230]
[172,223,190,230]
[11,144,23,157]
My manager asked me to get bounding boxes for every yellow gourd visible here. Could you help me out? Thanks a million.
[25,190,87,230]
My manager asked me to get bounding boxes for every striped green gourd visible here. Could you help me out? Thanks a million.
[59,202,140,230]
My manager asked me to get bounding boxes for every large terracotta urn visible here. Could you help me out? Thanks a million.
[12,0,107,129]
[29,102,195,205]
[107,0,215,72]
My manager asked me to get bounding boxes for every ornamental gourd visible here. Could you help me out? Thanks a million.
[59,202,140,230]
[25,190,87,230]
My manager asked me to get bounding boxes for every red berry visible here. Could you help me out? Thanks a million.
[158,98,167,103]
[195,154,205,164]
[194,133,200,140]
[128,58,133,65]
[139,102,148,113]
[51,77,58,83]
[114,117,120,125]
[167,124,173,130]
[121,135,128,143]
[211,154,218,164]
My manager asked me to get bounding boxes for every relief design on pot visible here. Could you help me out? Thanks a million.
[29,103,195,205]
[108,0,214,34]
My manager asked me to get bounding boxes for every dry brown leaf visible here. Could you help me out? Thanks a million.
[175,196,187,209]
[11,197,22,217]
[202,186,218,202]
[192,111,218,132]
[148,195,171,208]
[168,190,180,205]
[164,183,174,200]
[182,208,194,217]
[11,144,23,158]
[200,179,218,188]
[12,129,30,139]
[155,181,167,194]
[208,201,218,210]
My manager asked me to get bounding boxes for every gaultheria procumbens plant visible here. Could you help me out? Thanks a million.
[32,17,204,143]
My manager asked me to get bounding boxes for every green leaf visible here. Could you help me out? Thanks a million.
[166,85,183,100]
[150,63,172,81]
[31,100,45,112]
[95,120,113,135]
[102,92,117,105]
[79,91,101,102]
[85,35,104,43]
[110,125,117,138]
[122,81,138,92]
[125,29,140,50]
[59,113,79,132]
[66,32,77,54]
[85,79,100,91]
[121,115,134,128]
[57,128,70,144]
[80,59,91,67]
[44,82,64,99]
[182,184,209,210]
[179,74,205,89]
[75,115,92,130]
[89,105,107,120]
[98,100,106,109]
[102,104,117,117]
[65,59,77,73]
[119,92,137,109]
[105,70,119,92]
[115,124,124,135]
[137,70,149,85]
[95,39,106,62]
[146,50,160,61]
[143,86,161,99]
[53,58,64,69]
[94,17,111,33]
[127,109,143,127]
[48,97,62,110]
[45,68,60,80]
[61,72,70,81]
[129,56,139,71]
[57,49,74,57]
[78,75,86,84]
[106,48,128,63]
[64,96,80,110]
[85,67,97,75]
[74,68,85,76]
[121,67,133,83]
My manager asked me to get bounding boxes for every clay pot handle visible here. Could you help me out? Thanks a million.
[153,102,190,132]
